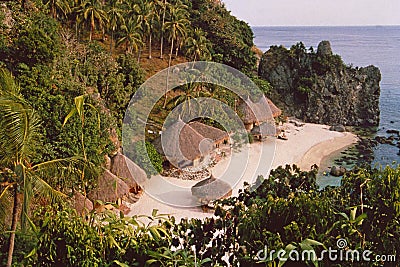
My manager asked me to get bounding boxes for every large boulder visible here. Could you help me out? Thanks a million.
[329,124,346,132]
[330,166,347,177]
[317,40,333,56]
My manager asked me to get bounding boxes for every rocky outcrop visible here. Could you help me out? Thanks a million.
[258,41,381,126]
[329,125,346,132]
[330,166,347,177]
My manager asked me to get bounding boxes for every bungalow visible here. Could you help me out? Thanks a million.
[239,95,281,131]
[154,119,229,168]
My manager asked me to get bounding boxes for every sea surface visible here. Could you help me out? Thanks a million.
[252,26,400,186]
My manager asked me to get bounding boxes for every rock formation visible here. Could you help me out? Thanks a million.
[258,41,381,126]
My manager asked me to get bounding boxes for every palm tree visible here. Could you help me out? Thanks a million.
[117,19,144,59]
[77,0,108,41]
[107,0,125,53]
[163,3,189,107]
[134,0,156,59]
[0,69,85,267]
[168,81,202,120]
[43,0,71,19]
[157,0,168,59]
[185,28,212,62]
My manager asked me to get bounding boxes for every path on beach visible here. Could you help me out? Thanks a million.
[127,122,357,220]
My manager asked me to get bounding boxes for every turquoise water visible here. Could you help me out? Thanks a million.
[253,26,400,168]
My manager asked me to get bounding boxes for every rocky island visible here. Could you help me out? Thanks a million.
[259,41,381,126]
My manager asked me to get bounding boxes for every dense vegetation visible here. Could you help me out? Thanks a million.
[1,165,399,266]
[0,0,398,266]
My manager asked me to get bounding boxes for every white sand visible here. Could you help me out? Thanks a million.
[126,122,358,220]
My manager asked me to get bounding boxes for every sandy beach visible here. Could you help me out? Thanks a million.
[127,122,358,220]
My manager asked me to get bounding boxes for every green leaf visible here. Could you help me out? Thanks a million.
[301,238,325,248]
[146,259,159,265]
[74,95,85,118]
[113,260,130,267]
[63,108,76,127]
[152,209,159,217]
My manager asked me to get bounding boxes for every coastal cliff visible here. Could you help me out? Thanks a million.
[258,41,381,126]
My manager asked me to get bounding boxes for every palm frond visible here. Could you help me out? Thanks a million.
[0,68,20,96]
[0,97,42,165]
[32,157,99,190]
[30,173,67,203]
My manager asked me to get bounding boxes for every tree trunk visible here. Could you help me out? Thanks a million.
[160,0,167,59]
[90,14,94,41]
[137,48,142,64]
[148,31,152,59]
[163,38,174,108]
[90,25,93,41]
[6,187,18,267]
[110,31,114,54]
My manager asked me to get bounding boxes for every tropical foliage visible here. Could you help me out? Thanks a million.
[0,1,398,267]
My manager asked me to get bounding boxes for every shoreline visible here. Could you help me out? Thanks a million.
[296,132,359,171]
[126,122,358,220]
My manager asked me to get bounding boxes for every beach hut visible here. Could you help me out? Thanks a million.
[154,118,214,168]
[251,122,278,140]
[239,96,281,131]
[71,192,93,215]
[191,175,232,204]
[88,170,130,203]
[111,152,147,193]
[154,119,230,168]
[188,121,229,148]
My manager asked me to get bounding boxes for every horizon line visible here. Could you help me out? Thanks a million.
[250,24,400,27]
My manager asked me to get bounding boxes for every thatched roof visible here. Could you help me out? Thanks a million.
[88,170,129,202]
[188,121,229,142]
[155,119,214,163]
[191,175,232,203]
[251,122,278,137]
[239,96,281,124]
[71,192,93,215]
[266,98,282,118]
[111,152,147,188]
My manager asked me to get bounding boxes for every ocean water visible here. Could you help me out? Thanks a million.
[252,26,400,169]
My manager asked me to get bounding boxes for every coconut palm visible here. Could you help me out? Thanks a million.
[156,0,168,59]
[107,0,125,53]
[168,81,202,120]
[77,0,108,41]
[0,69,87,267]
[117,19,144,59]
[43,0,71,19]
[134,0,156,59]
[163,3,189,107]
[185,28,212,62]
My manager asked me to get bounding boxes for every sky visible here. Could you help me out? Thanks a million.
[222,0,400,26]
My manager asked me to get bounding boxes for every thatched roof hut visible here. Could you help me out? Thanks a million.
[88,170,129,202]
[239,96,281,125]
[191,175,232,204]
[155,119,214,167]
[111,152,147,188]
[71,192,93,215]
[188,121,229,144]
[251,122,278,139]
[266,98,282,118]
